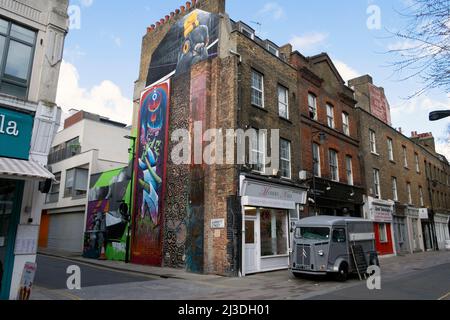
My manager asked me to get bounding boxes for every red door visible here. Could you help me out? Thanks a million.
[374,222,394,256]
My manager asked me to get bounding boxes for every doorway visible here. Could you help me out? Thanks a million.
[244,208,258,274]
[0,179,24,300]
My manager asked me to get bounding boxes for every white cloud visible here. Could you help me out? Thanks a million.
[289,32,329,52]
[56,60,133,126]
[387,40,418,51]
[436,137,450,160]
[391,95,449,116]
[79,0,93,8]
[334,60,361,83]
[110,35,122,47]
[257,2,285,20]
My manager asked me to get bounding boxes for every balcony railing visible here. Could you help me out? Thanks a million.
[48,145,82,165]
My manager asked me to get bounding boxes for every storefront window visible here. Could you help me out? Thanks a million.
[378,224,388,243]
[260,209,288,257]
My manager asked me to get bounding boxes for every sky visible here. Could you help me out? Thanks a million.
[57,0,450,158]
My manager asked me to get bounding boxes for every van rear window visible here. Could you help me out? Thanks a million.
[295,227,330,241]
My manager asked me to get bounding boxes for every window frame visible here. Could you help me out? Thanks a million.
[0,17,37,99]
[312,143,321,178]
[403,146,409,168]
[267,43,279,57]
[308,93,318,121]
[378,223,388,243]
[342,112,350,136]
[369,130,378,154]
[329,149,339,182]
[387,138,394,162]
[64,167,89,199]
[250,129,266,174]
[407,183,413,205]
[280,138,292,179]
[278,85,289,120]
[346,155,354,186]
[251,69,264,108]
[419,186,424,207]
[392,177,399,202]
[326,103,335,129]
[415,153,420,173]
[373,169,381,199]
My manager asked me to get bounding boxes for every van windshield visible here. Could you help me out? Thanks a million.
[295,227,330,241]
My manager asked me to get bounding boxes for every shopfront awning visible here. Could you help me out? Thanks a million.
[0,157,54,181]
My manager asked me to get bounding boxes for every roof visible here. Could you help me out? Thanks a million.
[297,216,370,226]
[0,158,55,181]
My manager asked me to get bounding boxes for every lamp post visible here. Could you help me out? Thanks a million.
[311,131,327,216]
[124,135,136,264]
[429,110,450,121]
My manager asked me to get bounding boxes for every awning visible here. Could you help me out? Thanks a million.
[0,157,54,181]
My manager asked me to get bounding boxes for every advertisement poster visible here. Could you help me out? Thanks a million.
[146,9,219,86]
[132,80,171,266]
[369,84,392,126]
[17,262,36,301]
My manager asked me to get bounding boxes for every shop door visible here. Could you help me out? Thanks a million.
[0,179,24,300]
[412,219,421,252]
[244,216,259,274]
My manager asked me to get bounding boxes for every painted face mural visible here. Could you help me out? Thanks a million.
[146,9,219,86]
[132,80,171,266]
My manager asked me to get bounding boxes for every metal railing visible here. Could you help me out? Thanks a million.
[48,145,82,165]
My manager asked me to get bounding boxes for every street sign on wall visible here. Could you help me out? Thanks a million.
[0,107,33,160]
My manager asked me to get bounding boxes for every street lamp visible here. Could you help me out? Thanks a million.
[429,110,450,121]
[124,135,137,264]
[311,131,327,216]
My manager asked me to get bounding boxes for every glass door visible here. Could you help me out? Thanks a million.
[0,179,23,299]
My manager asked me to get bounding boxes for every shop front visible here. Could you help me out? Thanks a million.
[406,207,424,253]
[365,197,396,256]
[393,204,410,255]
[240,175,307,276]
[419,208,435,251]
[434,213,450,251]
[0,106,54,299]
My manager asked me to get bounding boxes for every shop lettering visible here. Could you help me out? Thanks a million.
[0,113,19,137]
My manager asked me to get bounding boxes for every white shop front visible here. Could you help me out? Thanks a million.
[240,175,308,276]
[406,207,425,253]
[434,213,450,251]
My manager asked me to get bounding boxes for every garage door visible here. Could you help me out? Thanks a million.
[47,212,84,253]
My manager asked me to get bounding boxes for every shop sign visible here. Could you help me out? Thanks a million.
[371,204,393,223]
[419,209,429,220]
[211,219,225,229]
[0,107,33,160]
[241,179,307,204]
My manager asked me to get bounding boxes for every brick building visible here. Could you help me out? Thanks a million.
[350,75,450,256]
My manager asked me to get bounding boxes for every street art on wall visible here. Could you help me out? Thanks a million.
[83,166,131,261]
[146,9,219,86]
[132,80,171,266]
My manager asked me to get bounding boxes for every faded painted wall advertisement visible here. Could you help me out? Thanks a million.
[369,84,392,126]
[146,9,219,86]
[132,80,171,266]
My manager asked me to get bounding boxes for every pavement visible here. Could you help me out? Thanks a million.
[31,249,450,300]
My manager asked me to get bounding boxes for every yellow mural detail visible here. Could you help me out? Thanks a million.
[184,11,200,38]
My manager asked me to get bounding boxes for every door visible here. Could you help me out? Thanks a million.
[329,227,347,267]
[244,217,258,274]
[412,218,420,252]
[0,179,24,300]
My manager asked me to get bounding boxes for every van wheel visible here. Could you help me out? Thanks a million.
[335,263,348,282]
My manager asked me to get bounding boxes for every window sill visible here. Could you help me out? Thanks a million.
[371,152,380,157]
[261,254,289,259]
[251,104,268,113]
[279,116,292,124]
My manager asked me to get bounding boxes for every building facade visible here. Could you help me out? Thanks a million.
[350,75,450,257]
[0,0,68,299]
[39,110,130,254]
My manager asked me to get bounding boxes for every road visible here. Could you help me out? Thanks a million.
[309,263,450,300]
[32,252,450,300]
[34,255,155,290]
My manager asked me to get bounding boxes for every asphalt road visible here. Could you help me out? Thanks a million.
[310,263,450,300]
[34,255,154,290]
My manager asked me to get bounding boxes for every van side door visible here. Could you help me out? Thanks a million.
[328,227,347,267]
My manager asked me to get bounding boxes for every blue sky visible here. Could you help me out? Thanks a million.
[57,0,449,157]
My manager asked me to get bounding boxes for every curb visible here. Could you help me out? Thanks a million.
[38,252,188,280]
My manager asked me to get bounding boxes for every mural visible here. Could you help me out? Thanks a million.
[369,83,392,126]
[146,9,219,86]
[83,166,131,261]
[132,80,171,266]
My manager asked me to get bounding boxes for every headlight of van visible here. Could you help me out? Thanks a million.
[318,250,324,256]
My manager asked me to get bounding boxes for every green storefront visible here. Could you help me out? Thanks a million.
[0,106,34,300]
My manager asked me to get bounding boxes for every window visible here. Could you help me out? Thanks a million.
[415,153,420,173]
[387,138,394,161]
[46,172,61,204]
[278,85,289,119]
[342,112,350,136]
[419,187,424,207]
[346,156,354,186]
[280,139,291,179]
[373,169,381,198]
[392,177,398,202]
[403,146,408,168]
[329,149,339,182]
[407,183,412,205]
[0,18,36,98]
[251,70,264,108]
[241,26,255,39]
[332,228,346,243]
[312,143,321,177]
[260,209,288,257]
[267,43,279,57]
[378,224,388,243]
[308,93,318,120]
[64,168,89,198]
[250,129,266,173]
[369,130,377,154]
[326,104,335,129]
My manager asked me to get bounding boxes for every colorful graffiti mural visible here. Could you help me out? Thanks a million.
[83,166,131,261]
[132,80,171,266]
[146,9,219,86]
